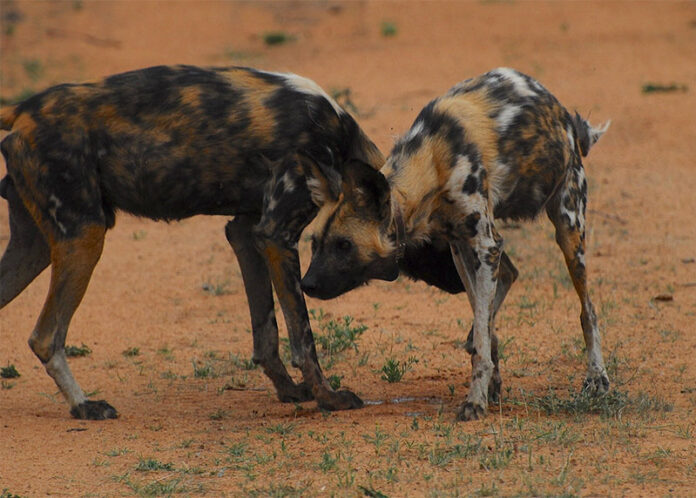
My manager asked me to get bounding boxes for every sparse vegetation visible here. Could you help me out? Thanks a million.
[642,82,688,93]
[122,346,140,358]
[380,21,398,37]
[262,31,295,46]
[311,310,367,356]
[0,364,20,379]
[380,356,418,383]
[65,343,92,357]
[135,457,174,472]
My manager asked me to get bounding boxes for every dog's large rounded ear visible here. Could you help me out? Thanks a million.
[299,149,342,206]
[341,159,391,222]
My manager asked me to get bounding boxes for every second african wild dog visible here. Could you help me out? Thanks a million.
[301,68,610,421]
[0,64,392,419]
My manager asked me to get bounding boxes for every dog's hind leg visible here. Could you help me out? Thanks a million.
[0,176,50,308]
[546,164,609,395]
[28,223,116,419]
[225,216,313,403]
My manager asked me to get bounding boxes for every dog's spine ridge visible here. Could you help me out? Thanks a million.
[0,105,18,130]
[572,112,610,157]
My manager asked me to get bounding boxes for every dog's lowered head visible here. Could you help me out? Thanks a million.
[301,158,398,299]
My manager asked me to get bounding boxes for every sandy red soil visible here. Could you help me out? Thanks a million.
[1,1,695,496]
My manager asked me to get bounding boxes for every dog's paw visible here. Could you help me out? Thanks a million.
[582,373,610,396]
[317,389,364,411]
[70,400,119,420]
[456,401,487,421]
[277,381,314,403]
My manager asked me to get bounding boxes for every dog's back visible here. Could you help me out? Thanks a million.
[0,65,382,232]
[386,68,607,225]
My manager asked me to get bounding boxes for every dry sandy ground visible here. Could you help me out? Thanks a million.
[1,1,695,496]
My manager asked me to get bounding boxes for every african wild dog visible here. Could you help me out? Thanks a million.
[301,68,610,421]
[0,64,388,419]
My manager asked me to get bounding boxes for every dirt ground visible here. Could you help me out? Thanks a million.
[1,1,695,496]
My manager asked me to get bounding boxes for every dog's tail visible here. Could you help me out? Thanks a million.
[1,105,18,131]
[572,112,610,157]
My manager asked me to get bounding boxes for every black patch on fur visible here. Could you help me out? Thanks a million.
[462,175,479,195]
[398,238,465,294]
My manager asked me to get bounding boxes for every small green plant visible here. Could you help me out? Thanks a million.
[328,374,342,390]
[642,82,688,94]
[132,230,147,240]
[266,422,295,436]
[263,31,295,46]
[381,21,398,37]
[318,451,338,472]
[229,353,257,370]
[192,359,216,378]
[202,278,231,296]
[135,457,174,472]
[359,484,389,497]
[380,356,418,383]
[209,409,227,420]
[363,427,389,454]
[0,364,20,379]
[105,447,131,457]
[65,343,92,357]
[312,312,367,356]
[122,347,140,358]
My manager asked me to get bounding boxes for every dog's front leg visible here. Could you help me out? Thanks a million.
[450,228,502,421]
[226,216,313,403]
[254,156,363,411]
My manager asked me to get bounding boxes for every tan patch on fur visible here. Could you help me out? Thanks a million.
[12,114,39,146]
[222,69,277,142]
[180,85,203,107]
[434,92,498,169]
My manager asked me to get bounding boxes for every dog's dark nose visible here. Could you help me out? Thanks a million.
[300,276,318,295]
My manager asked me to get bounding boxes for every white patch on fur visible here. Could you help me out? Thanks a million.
[280,171,295,194]
[496,104,521,132]
[306,176,326,205]
[281,73,345,116]
[446,155,488,214]
[488,160,511,206]
[493,67,537,97]
[404,120,425,142]
[566,124,575,150]
[48,194,67,234]
[589,120,611,148]
[45,350,87,406]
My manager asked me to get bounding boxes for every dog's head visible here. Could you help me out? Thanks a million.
[301,158,398,300]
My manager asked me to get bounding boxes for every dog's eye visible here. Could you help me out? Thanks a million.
[311,236,317,253]
[335,238,353,252]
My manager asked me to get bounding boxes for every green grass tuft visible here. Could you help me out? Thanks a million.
[380,21,398,37]
[263,31,295,46]
[0,364,20,379]
[135,457,174,472]
[642,82,688,94]
[65,343,92,357]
